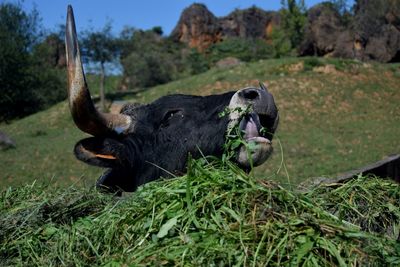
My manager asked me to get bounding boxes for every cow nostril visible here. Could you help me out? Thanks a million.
[242,89,259,100]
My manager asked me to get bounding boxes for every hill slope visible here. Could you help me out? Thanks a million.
[0,57,399,187]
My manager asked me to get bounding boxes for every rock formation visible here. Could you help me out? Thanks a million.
[298,4,346,57]
[172,2,400,62]
[170,4,221,51]
[170,4,280,51]
[219,7,280,40]
[299,1,400,62]
[43,34,66,68]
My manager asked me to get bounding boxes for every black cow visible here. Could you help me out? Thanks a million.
[65,6,279,193]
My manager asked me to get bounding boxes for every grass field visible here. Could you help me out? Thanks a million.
[0,57,399,188]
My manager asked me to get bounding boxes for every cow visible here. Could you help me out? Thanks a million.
[65,6,279,193]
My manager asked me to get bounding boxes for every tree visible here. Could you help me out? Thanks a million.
[270,28,292,58]
[186,49,209,75]
[118,27,185,89]
[82,23,118,111]
[280,0,307,49]
[0,2,65,121]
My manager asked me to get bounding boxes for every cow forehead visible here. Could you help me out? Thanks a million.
[152,92,235,108]
[125,92,236,116]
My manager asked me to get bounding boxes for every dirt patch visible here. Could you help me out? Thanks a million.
[215,57,242,69]
[288,61,305,72]
[313,64,338,74]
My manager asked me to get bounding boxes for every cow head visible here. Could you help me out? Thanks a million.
[65,6,279,193]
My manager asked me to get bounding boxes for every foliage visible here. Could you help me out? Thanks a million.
[1,158,399,265]
[82,22,118,110]
[270,28,292,58]
[119,27,187,89]
[0,2,65,122]
[280,0,307,50]
[185,49,209,75]
[303,57,324,70]
[207,37,273,63]
[82,22,118,66]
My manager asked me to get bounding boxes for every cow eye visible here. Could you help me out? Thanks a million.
[161,110,183,127]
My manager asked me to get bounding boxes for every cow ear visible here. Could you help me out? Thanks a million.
[74,137,125,168]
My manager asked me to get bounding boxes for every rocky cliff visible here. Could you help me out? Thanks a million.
[299,1,400,62]
[170,4,280,51]
[172,2,400,62]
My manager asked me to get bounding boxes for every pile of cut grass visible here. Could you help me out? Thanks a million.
[1,158,400,266]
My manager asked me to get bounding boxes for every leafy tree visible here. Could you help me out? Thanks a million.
[185,49,209,75]
[82,23,118,111]
[151,26,163,36]
[280,0,307,49]
[0,2,64,121]
[270,28,292,58]
[119,27,185,89]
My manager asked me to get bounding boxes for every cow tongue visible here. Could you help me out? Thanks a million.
[244,117,271,144]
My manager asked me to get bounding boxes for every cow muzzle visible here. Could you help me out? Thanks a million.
[228,84,279,168]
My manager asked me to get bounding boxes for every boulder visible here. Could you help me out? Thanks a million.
[0,131,16,150]
[170,4,221,51]
[299,3,345,57]
[43,34,66,68]
[300,1,400,62]
[363,24,400,62]
[219,7,280,40]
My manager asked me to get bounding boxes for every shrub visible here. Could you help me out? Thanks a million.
[207,37,273,63]
[0,3,65,121]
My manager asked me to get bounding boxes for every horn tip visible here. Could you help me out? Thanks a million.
[65,4,77,65]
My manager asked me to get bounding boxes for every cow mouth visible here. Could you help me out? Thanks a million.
[235,112,276,168]
[239,113,275,143]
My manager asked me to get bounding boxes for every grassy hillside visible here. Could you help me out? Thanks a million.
[0,57,399,187]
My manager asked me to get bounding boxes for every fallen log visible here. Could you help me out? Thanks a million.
[300,154,400,190]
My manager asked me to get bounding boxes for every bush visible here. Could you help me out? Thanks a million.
[121,50,177,89]
[303,57,324,70]
[185,49,209,75]
[0,3,65,121]
[270,28,293,58]
[207,37,273,63]
[280,0,307,49]
[119,28,186,90]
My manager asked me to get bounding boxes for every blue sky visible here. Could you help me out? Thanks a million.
[15,0,354,35]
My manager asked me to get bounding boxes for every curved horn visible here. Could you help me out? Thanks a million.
[65,5,131,136]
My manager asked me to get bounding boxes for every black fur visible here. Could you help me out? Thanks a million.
[77,92,235,193]
[74,88,278,194]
